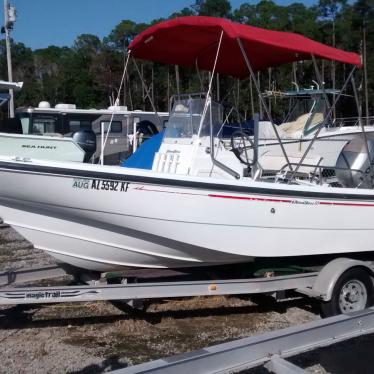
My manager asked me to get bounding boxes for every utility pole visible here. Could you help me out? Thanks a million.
[2,0,16,118]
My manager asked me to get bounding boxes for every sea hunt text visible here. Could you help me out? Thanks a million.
[72,178,129,192]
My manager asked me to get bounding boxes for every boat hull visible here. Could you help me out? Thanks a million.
[0,133,85,162]
[0,199,245,271]
[1,159,374,271]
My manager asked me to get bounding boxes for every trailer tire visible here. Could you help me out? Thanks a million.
[320,267,373,318]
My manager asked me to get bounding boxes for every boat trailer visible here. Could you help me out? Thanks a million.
[1,257,374,373]
[1,256,374,319]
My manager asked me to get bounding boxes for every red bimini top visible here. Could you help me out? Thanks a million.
[129,16,362,79]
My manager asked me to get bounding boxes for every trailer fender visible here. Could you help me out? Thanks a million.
[312,258,374,302]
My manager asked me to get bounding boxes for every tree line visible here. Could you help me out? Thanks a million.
[0,0,373,118]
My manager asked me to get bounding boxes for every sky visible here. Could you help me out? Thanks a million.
[1,0,315,50]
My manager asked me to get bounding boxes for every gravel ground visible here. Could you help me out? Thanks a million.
[0,225,370,374]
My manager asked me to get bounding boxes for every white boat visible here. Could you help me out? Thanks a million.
[233,89,374,171]
[0,16,370,272]
[0,85,91,163]
[13,102,168,164]
[0,132,89,162]
[0,145,373,272]
[0,76,168,165]
[0,102,167,165]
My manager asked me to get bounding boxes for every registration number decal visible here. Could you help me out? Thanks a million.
[72,178,129,192]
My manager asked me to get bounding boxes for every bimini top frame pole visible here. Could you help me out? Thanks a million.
[237,37,293,172]
[128,16,363,177]
[197,30,224,138]
[197,31,241,179]
[289,61,357,182]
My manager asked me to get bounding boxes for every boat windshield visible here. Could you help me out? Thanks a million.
[164,97,223,139]
[303,98,326,135]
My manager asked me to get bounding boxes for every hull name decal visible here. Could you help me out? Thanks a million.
[72,178,129,192]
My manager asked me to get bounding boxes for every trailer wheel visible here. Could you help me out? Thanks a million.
[320,268,373,318]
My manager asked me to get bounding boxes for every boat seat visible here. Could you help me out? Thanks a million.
[279,112,324,135]
[258,151,323,175]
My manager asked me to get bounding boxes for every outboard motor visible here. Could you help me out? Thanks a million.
[72,129,97,163]
[335,135,374,188]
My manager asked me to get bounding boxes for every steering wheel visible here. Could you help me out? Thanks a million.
[230,130,255,166]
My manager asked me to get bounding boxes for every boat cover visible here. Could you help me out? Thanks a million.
[129,16,362,78]
[122,131,164,169]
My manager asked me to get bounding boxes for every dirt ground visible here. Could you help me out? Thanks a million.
[0,225,371,374]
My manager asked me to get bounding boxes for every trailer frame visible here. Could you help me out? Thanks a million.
[0,257,373,314]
